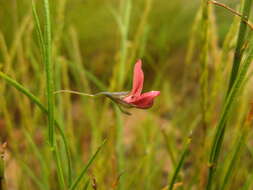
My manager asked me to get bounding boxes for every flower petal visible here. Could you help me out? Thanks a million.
[131,59,144,96]
[129,91,160,109]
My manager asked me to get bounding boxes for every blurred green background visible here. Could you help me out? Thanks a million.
[1,0,253,190]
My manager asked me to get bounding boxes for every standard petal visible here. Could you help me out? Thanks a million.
[131,59,144,96]
[129,91,160,109]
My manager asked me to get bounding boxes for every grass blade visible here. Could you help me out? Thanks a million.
[24,131,50,190]
[220,105,253,190]
[82,179,90,190]
[0,71,72,188]
[228,0,253,90]
[70,140,106,190]
[31,0,45,55]
[42,0,67,188]
[206,40,253,190]
[21,161,47,190]
[43,0,55,147]
[206,0,253,189]
[168,136,191,190]
[219,134,244,190]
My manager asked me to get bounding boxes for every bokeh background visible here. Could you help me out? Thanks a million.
[0,0,253,190]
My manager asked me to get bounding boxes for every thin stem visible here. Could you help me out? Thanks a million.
[206,0,253,189]
[54,144,66,189]
[24,131,50,190]
[69,140,106,190]
[227,0,253,90]
[55,90,132,115]
[21,161,46,190]
[43,0,55,147]
[208,0,253,30]
[31,0,45,55]
[118,0,131,89]
[220,105,253,190]
[161,129,176,167]
[54,90,95,97]
[115,106,125,189]
[0,71,72,189]
[168,137,191,190]
[42,1,67,187]
[219,134,244,190]
[206,51,253,190]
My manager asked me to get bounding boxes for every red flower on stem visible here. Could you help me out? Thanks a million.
[55,59,160,115]
[122,60,160,109]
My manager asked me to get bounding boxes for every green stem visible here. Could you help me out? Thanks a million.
[220,133,244,190]
[206,55,253,190]
[220,107,252,190]
[31,0,45,55]
[69,140,106,190]
[0,71,72,188]
[161,129,176,167]
[43,0,54,147]
[168,137,191,190]
[42,1,67,188]
[54,90,95,97]
[24,131,50,190]
[118,0,131,89]
[115,106,125,190]
[228,0,253,91]
[54,144,66,189]
[206,1,252,189]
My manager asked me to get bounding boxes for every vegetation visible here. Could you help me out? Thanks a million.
[0,0,253,189]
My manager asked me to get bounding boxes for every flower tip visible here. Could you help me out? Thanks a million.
[136,59,142,67]
[151,91,160,97]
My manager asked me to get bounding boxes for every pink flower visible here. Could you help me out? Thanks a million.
[55,59,160,115]
[122,60,160,109]
[97,60,160,114]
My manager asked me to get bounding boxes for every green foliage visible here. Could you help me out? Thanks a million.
[0,0,253,190]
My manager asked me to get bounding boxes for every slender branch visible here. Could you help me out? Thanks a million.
[208,0,253,30]
[54,90,95,97]
[54,90,131,115]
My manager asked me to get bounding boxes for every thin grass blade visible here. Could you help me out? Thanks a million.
[70,140,106,190]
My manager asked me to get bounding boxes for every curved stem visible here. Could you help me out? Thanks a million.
[54,90,95,97]
[209,1,253,31]
[168,137,191,190]
[0,71,72,188]
[206,0,253,189]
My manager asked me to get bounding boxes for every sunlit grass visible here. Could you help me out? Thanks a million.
[0,0,253,189]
